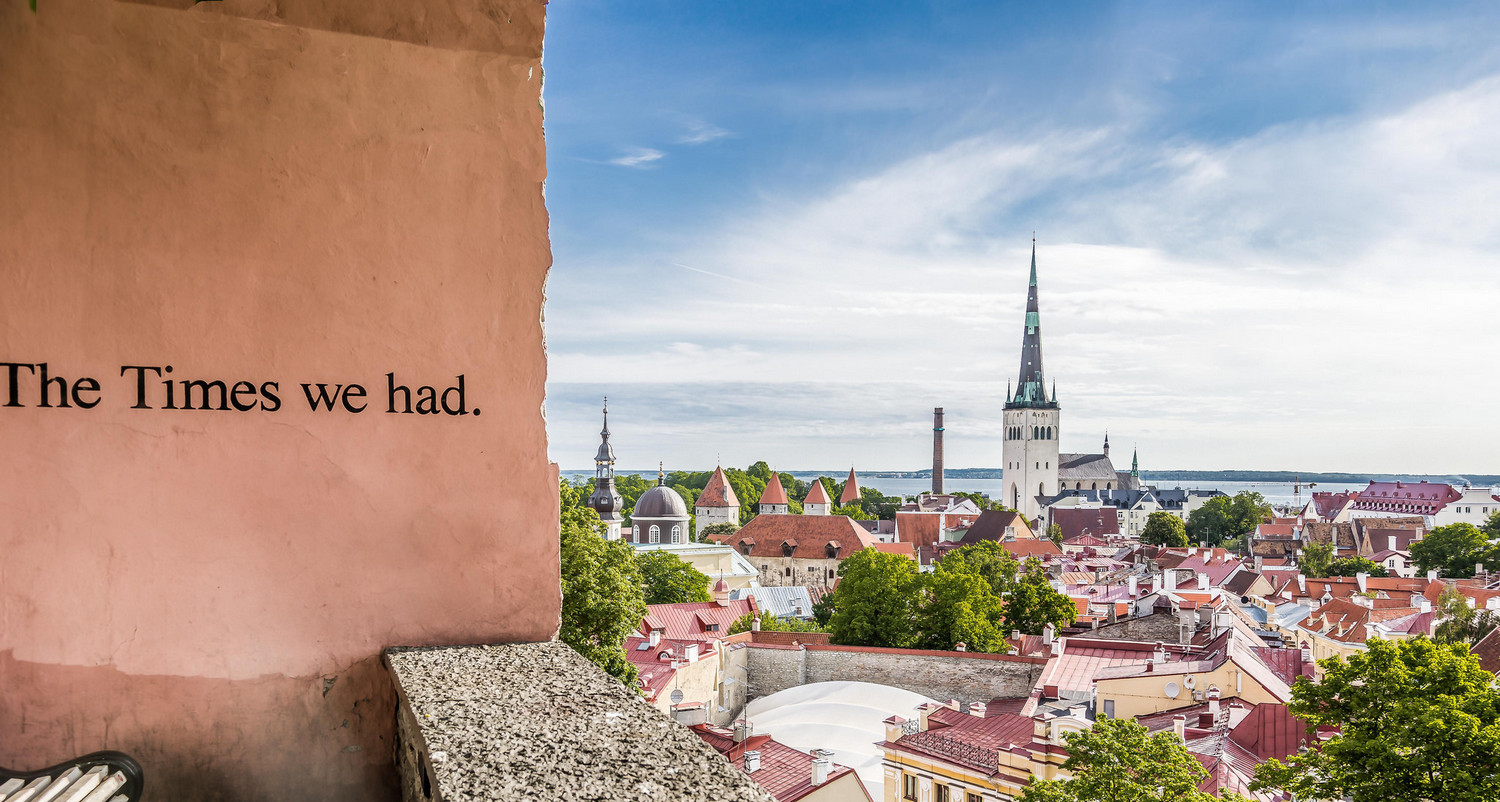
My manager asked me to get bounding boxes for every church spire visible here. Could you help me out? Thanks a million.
[587,397,625,536]
[594,397,615,478]
[1131,447,1139,478]
[1007,237,1056,409]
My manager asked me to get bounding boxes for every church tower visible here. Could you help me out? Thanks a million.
[1001,240,1061,521]
[586,398,625,540]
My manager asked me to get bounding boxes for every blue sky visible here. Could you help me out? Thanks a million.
[542,1,1500,474]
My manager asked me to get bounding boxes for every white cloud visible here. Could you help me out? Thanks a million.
[608,147,665,168]
[549,74,1500,473]
[678,120,732,145]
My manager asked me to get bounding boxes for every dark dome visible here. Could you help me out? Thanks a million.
[633,485,688,520]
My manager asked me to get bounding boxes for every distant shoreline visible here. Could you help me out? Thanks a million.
[565,468,1500,484]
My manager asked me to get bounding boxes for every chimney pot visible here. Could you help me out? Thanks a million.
[734,721,749,743]
[811,751,831,786]
[1042,623,1056,645]
[744,750,761,773]
[1172,715,1186,741]
[648,631,661,647]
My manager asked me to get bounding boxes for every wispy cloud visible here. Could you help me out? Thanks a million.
[608,147,665,168]
[678,120,733,145]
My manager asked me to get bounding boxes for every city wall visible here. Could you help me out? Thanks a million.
[747,642,1048,706]
[0,1,553,799]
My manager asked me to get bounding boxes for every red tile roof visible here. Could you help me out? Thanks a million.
[803,480,830,506]
[1229,703,1311,761]
[693,726,869,802]
[874,542,916,559]
[1353,481,1461,515]
[639,599,757,640]
[896,512,944,550]
[883,711,1035,774]
[839,468,861,504]
[624,635,717,699]
[760,474,789,505]
[1301,599,1420,644]
[697,466,741,508]
[712,514,879,559]
[1002,539,1063,561]
[1472,627,1500,675]
[1052,507,1120,539]
[1312,491,1357,520]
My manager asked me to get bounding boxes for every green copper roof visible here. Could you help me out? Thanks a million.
[1006,240,1057,410]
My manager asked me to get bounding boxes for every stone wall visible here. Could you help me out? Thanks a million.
[748,644,1047,706]
[750,556,839,588]
[1073,613,1183,643]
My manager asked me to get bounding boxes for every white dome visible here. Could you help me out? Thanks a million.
[744,681,937,798]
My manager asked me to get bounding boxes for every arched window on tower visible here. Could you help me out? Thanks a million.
[1091,483,1097,490]
[670,525,682,544]
[1038,483,1045,497]
[649,525,660,544]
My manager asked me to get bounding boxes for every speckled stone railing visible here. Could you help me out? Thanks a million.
[385,641,775,802]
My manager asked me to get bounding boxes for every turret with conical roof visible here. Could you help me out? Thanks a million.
[803,479,831,515]
[758,471,789,515]
[586,398,625,539]
[694,465,742,530]
[839,468,861,506]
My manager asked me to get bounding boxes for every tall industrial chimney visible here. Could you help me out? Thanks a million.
[932,407,945,495]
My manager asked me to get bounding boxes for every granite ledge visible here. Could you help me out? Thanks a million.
[384,640,775,802]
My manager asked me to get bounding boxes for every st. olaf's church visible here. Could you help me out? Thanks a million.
[1003,242,1138,520]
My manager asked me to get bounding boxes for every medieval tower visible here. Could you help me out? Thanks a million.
[1001,241,1060,520]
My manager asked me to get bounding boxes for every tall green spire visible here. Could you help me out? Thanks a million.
[1131,447,1139,478]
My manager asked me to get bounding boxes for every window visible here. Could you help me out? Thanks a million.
[903,774,918,801]
[670,525,682,544]
[967,794,983,802]
[1389,559,1397,568]
[649,525,660,544]
[784,567,791,576]
[741,542,752,556]
[936,784,951,802]
[828,568,835,579]
[1102,699,1115,718]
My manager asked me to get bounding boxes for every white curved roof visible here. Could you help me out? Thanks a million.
[745,681,937,798]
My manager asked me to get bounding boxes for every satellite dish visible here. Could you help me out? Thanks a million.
[670,689,685,705]
[1164,682,1181,699]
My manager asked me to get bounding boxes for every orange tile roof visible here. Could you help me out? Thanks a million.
[896,512,944,550]
[760,474,789,505]
[804,480,830,506]
[839,468,860,504]
[697,466,741,508]
[713,514,879,559]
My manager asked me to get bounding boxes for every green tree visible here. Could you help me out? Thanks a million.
[1004,557,1077,636]
[1299,541,1334,578]
[1412,522,1497,578]
[1019,716,1234,802]
[949,491,1011,512]
[1433,586,1500,646]
[913,567,1007,653]
[833,502,872,521]
[1140,511,1188,547]
[1251,637,1500,802]
[637,550,711,605]
[1483,510,1500,540]
[699,521,739,540]
[811,592,835,627]
[938,540,1020,596]
[1186,492,1270,546]
[828,548,920,648]
[559,506,647,685]
[1327,556,1388,577]
[728,611,824,635]
[1045,523,1064,545]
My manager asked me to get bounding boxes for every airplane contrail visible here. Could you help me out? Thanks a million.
[671,262,760,286]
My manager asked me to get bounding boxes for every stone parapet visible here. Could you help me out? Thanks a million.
[385,641,774,802]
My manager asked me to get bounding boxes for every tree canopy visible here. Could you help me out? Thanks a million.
[637,549,712,604]
[1186,491,1271,546]
[558,506,647,686]
[1411,522,1497,578]
[728,611,824,635]
[830,542,1075,651]
[1433,586,1499,647]
[1326,556,1388,577]
[1141,511,1188,547]
[1019,716,1237,802]
[1299,541,1334,578]
[827,548,922,648]
[1251,636,1500,802]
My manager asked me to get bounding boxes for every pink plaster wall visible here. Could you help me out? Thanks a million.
[0,0,555,798]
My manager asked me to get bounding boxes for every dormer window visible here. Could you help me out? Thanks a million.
[826,543,839,559]
[782,541,796,557]
[739,541,752,556]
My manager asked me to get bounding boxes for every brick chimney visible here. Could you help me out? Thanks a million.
[931,407,946,495]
